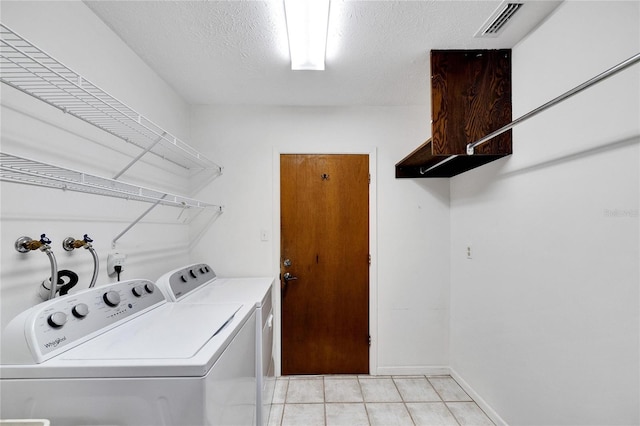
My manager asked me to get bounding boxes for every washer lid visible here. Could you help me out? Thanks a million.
[61,302,242,360]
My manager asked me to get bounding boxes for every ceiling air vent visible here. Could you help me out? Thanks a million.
[475,2,524,37]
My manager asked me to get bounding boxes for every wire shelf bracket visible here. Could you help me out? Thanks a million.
[0,23,222,177]
[0,152,224,247]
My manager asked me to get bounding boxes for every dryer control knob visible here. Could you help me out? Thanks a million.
[189,269,197,279]
[144,283,155,293]
[72,303,89,318]
[103,290,121,307]
[132,286,144,297]
[47,311,67,328]
[180,274,187,283]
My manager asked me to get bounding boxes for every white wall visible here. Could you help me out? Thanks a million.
[449,1,639,424]
[0,2,196,328]
[5,2,636,423]
[189,105,451,374]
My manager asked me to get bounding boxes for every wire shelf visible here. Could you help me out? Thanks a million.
[0,152,221,210]
[0,23,221,173]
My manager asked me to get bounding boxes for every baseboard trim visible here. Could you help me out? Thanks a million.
[374,366,507,425]
[375,366,451,376]
[449,368,508,426]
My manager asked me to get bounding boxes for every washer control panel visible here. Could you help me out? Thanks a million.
[160,263,216,301]
[1,279,165,364]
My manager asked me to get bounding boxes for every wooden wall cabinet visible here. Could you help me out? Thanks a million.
[396,49,512,178]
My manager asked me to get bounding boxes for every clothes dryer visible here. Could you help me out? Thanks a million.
[155,264,275,426]
[0,279,256,426]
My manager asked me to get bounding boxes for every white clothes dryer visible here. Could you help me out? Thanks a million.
[0,279,256,426]
[155,264,275,426]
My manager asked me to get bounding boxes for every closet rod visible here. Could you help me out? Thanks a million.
[466,51,640,155]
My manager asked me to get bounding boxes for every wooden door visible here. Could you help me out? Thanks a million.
[280,154,369,375]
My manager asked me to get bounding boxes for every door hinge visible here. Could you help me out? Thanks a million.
[368,254,371,265]
[368,173,371,184]
[368,335,372,346]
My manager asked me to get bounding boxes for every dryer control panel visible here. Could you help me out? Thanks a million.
[156,263,217,301]
[1,279,166,365]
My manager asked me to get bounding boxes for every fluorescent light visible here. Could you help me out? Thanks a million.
[284,0,331,70]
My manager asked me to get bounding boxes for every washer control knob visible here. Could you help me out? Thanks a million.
[144,283,155,293]
[47,311,67,328]
[132,286,144,297]
[189,269,197,279]
[71,303,89,318]
[103,290,121,307]
[180,274,187,283]
[199,267,206,274]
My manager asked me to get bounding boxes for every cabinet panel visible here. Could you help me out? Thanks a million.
[396,49,512,178]
[431,49,512,156]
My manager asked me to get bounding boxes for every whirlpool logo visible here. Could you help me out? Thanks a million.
[44,336,67,349]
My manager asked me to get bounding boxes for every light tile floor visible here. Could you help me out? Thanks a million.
[269,375,495,426]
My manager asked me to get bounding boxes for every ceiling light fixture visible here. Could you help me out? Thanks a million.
[284,0,331,70]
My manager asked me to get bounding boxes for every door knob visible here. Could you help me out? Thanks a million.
[283,272,298,282]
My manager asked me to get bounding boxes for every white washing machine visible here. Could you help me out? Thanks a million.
[155,264,275,426]
[0,278,256,426]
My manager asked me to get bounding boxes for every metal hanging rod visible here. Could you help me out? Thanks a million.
[467,51,640,155]
[420,155,458,175]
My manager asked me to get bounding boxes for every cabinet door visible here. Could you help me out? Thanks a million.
[431,49,512,156]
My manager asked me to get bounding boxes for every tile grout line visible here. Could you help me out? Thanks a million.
[279,374,492,426]
[356,375,373,426]
[280,377,289,426]
[322,376,327,426]
[392,374,418,426]
[447,376,496,426]
[425,376,462,426]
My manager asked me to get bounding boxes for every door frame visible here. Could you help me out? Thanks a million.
[272,148,378,376]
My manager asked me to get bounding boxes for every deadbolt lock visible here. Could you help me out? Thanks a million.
[283,258,292,267]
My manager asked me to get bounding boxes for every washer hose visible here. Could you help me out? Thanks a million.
[62,234,99,289]
[43,247,58,300]
[87,246,99,288]
[57,270,79,295]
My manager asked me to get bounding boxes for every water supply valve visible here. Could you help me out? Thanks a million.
[62,234,94,251]
[15,234,51,253]
[62,234,100,288]
[14,233,59,301]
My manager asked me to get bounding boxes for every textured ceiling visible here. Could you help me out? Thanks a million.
[85,0,562,106]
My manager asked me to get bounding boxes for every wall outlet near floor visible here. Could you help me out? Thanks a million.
[466,245,473,259]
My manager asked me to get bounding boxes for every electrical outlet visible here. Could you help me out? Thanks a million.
[466,245,473,259]
[107,252,127,276]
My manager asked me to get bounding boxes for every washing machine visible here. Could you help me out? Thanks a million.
[155,264,275,426]
[0,278,257,426]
